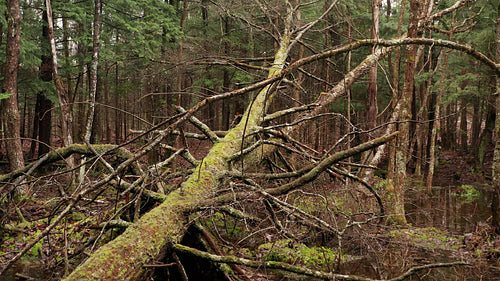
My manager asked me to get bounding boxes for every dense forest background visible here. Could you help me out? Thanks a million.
[0,0,500,280]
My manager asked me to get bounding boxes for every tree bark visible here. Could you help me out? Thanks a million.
[366,0,381,131]
[29,93,52,158]
[459,99,468,151]
[491,0,500,233]
[46,0,75,169]
[79,0,102,182]
[470,93,481,150]
[386,0,422,225]
[84,0,102,144]
[478,96,495,165]
[30,10,54,159]
[426,49,450,191]
[1,0,24,172]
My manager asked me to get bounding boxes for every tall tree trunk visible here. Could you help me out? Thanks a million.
[221,12,232,130]
[1,0,24,173]
[478,96,495,165]
[45,0,75,169]
[470,93,481,150]
[427,49,450,191]
[177,0,188,106]
[459,99,468,151]
[29,94,52,158]
[386,0,422,225]
[366,0,381,131]
[30,10,54,159]
[79,0,102,182]
[427,12,455,191]
[491,0,500,234]
[84,0,102,144]
[414,41,434,176]
[114,63,121,143]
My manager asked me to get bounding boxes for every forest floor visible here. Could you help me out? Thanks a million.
[0,148,499,280]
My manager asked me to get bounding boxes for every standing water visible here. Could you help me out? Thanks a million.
[406,185,492,234]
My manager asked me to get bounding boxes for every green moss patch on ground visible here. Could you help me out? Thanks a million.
[390,227,462,250]
[256,239,343,271]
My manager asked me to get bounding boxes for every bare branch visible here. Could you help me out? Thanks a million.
[264,132,399,195]
[173,244,468,281]
[176,105,221,143]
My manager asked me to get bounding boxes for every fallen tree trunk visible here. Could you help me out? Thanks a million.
[63,1,483,279]
[63,11,294,280]
[63,12,395,281]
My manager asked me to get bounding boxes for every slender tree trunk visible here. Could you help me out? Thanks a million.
[449,102,459,149]
[427,49,450,191]
[459,99,468,151]
[392,0,406,106]
[491,0,500,233]
[114,63,121,143]
[470,93,481,150]
[84,0,102,144]
[1,0,24,172]
[478,96,495,165]
[427,11,455,190]
[79,0,102,182]
[221,15,232,131]
[104,66,111,143]
[366,0,381,131]
[46,0,75,169]
[29,94,52,158]
[177,0,188,106]
[415,42,434,176]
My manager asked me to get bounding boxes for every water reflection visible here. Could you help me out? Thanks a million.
[406,185,492,234]
[0,261,50,281]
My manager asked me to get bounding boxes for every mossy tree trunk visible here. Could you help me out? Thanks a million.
[63,10,295,281]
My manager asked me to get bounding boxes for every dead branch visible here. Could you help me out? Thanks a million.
[173,244,468,281]
[109,179,167,202]
[264,132,399,196]
[214,132,399,207]
[160,144,199,167]
[0,144,140,190]
[176,105,221,143]
[263,103,319,123]
[329,166,385,217]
